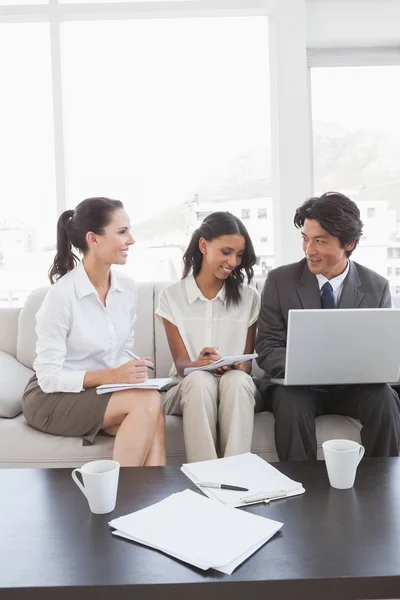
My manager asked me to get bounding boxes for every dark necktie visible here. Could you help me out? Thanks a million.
[313,281,335,395]
[321,281,335,309]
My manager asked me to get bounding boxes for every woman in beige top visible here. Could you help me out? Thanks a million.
[156,211,261,463]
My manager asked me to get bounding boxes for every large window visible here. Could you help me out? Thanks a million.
[0,23,56,306]
[311,66,400,292]
[61,17,271,280]
[0,10,271,301]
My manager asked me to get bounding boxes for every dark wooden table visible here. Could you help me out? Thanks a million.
[1,459,400,600]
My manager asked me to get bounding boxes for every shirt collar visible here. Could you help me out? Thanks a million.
[184,274,226,305]
[316,260,350,293]
[74,261,124,300]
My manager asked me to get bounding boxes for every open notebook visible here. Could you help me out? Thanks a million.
[96,378,174,395]
[181,452,305,507]
[184,354,257,375]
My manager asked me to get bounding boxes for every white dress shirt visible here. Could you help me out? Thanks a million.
[34,261,136,394]
[316,261,350,307]
[156,275,260,376]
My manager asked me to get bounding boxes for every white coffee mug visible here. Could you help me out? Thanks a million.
[72,459,120,514]
[322,439,365,490]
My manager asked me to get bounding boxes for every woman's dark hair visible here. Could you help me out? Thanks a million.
[293,191,363,257]
[49,197,123,284]
[182,211,256,307]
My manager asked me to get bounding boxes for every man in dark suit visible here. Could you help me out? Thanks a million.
[256,192,400,461]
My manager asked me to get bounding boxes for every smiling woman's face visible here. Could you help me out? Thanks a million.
[199,233,246,280]
[86,208,135,265]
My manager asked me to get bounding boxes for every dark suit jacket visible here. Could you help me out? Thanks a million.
[255,258,391,392]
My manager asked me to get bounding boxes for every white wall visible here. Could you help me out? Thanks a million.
[306,0,400,48]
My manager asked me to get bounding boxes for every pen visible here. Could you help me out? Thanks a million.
[198,481,249,492]
[124,349,155,371]
[202,347,219,358]
[241,490,288,505]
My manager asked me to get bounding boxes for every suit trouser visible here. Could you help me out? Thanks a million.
[265,383,400,461]
[164,370,261,463]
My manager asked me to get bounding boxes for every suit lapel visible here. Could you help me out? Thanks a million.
[297,261,322,309]
[338,261,364,308]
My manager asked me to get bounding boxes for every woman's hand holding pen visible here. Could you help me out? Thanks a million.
[114,358,153,384]
[195,347,221,368]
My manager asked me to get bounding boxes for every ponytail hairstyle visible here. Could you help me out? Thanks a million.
[182,211,256,307]
[49,197,123,284]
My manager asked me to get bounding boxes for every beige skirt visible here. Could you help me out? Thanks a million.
[22,374,112,445]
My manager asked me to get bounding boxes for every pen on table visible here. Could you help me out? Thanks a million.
[124,349,155,371]
[202,346,219,358]
[198,481,249,492]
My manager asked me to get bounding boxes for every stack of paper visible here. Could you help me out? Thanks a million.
[109,489,283,573]
[96,378,173,395]
[181,452,305,507]
[184,354,257,375]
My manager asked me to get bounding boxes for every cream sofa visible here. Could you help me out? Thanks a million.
[0,281,362,468]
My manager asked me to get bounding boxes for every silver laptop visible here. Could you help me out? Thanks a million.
[271,308,400,386]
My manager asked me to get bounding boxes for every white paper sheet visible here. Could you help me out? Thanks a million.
[109,489,283,574]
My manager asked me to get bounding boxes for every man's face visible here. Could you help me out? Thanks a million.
[301,219,354,279]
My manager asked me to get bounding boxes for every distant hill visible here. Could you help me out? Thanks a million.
[137,123,400,241]
[194,147,272,202]
[314,121,400,194]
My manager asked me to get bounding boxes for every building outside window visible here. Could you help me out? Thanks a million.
[258,207,267,219]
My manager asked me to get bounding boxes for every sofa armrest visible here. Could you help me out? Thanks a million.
[0,308,20,357]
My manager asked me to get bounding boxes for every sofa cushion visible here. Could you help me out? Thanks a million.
[0,408,361,468]
[154,281,176,377]
[0,307,21,357]
[251,412,362,462]
[16,287,49,369]
[0,413,186,468]
[0,351,34,417]
[132,281,155,362]
[0,413,114,468]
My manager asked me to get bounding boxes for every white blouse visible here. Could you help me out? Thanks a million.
[156,275,260,376]
[34,261,136,394]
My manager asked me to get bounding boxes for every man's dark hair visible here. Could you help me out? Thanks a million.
[293,191,363,257]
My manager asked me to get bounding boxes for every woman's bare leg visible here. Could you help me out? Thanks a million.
[144,410,166,466]
[101,389,164,466]
[103,425,120,436]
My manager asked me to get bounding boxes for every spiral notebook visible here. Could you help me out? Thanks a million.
[96,378,173,395]
[184,354,257,375]
[181,452,305,507]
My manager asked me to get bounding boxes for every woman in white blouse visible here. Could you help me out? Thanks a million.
[156,211,261,463]
[22,197,165,467]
